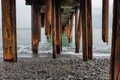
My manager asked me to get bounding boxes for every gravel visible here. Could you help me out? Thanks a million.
[0,54,110,80]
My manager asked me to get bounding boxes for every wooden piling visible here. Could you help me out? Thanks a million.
[56,0,61,54]
[87,0,93,60]
[45,0,52,38]
[68,19,71,43]
[75,7,79,53]
[81,0,88,61]
[110,0,120,79]
[41,13,45,28]
[102,0,109,44]
[76,5,82,53]
[68,13,74,43]
[60,9,62,52]
[1,0,17,62]
[31,4,41,54]
[52,0,57,58]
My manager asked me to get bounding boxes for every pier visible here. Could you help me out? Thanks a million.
[1,0,120,79]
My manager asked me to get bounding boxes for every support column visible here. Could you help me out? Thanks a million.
[1,0,17,62]
[102,0,109,44]
[75,7,79,53]
[45,0,52,38]
[82,0,88,61]
[31,4,41,54]
[68,13,74,43]
[60,9,62,52]
[41,13,45,28]
[110,0,120,80]
[87,0,93,60]
[68,19,71,43]
[52,0,57,58]
[76,5,82,53]
[56,0,61,54]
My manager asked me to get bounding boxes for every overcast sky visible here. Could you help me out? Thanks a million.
[0,0,113,28]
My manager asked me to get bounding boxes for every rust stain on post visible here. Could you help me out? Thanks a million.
[110,0,120,80]
[31,4,41,54]
[45,0,52,38]
[87,0,93,60]
[102,0,109,44]
[2,0,17,62]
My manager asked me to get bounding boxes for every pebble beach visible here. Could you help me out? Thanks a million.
[0,53,110,80]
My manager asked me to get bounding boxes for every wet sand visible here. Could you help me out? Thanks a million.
[0,53,110,80]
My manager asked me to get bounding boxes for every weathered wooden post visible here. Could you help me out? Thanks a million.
[110,0,120,80]
[45,0,52,38]
[41,13,45,28]
[87,0,93,60]
[82,0,88,61]
[52,0,57,58]
[68,19,71,43]
[60,9,62,52]
[75,7,79,53]
[68,13,74,43]
[56,0,61,54]
[1,0,17,62]
[76,5,82,53]
[102,0,109,44]
[31,4,41,54]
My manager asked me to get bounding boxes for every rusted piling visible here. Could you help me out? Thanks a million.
[56,0,61,54]
[81,0,88,61]
[31,4,41,54]
[45,0,52,38]
[102,0,109,44]
[87,0,93,60]
[52,0,57,58]
[110,0,120,80]
[75,7,79,53]
[1,0,17,62]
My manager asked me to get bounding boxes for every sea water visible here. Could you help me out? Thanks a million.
[0,27,112,57]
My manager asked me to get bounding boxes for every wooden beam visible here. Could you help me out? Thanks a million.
[45,0,52,38]
[56,0,61,54]
[75,7,79,53]
[110,0,120,79]
[81,0,88,61]
[87,0,93,60]
[52,0,57,58]
[1,0,17,62]
[102,0,109,44]
[31,4,41,54]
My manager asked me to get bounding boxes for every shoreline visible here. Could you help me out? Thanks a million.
[0,52,111,58]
